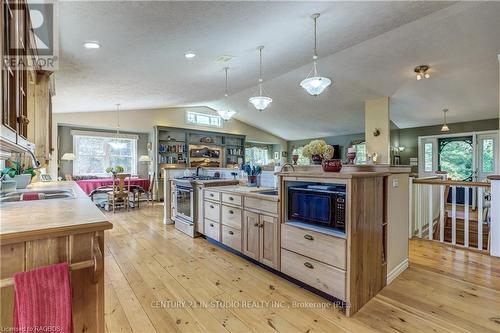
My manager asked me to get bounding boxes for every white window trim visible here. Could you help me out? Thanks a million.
[185,111,223,128]
[72,132,138,176]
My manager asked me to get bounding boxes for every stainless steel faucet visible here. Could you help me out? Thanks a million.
[280,163,295,173]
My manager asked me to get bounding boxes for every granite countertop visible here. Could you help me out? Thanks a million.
[0,181,112,244]
[207,185,279,201]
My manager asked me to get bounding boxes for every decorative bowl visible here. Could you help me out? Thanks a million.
[322,159,342,172]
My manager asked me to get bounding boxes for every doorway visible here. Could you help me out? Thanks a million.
[419,131,498,181]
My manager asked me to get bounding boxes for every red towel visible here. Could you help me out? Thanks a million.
[13,262,73,333]
[20,192,42,201]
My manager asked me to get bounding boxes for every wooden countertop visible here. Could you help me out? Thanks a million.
[206,185,279,201]
[275,171,391,178]
[0,181,112,244]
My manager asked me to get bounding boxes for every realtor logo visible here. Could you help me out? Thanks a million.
[4,0,59,70]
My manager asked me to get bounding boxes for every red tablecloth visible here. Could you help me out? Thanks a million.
[76,178,150,195]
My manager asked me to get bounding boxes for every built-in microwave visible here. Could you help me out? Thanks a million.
[288,184,346,232]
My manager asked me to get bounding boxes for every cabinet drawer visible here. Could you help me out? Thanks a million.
[222,193,242,206]
[221,225,241,252]
[221,205,242,229]
[245,197,278,215]
[204,219,220,241]
[204,201,220,222]
[281,224,346,270]
[204,190,221,201]
[281,249,346,300]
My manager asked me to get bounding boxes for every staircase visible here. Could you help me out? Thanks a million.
[433,207,489,250]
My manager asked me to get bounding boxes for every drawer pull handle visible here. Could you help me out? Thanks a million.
[304,262,314,269]
[210,223,214,227]
[229,210,234,214]
[228,230,234,235]
[210,205,215,209]
[259,223,264,228]
[304,234,314,241]
[229,197,234,201]
[210,193,214,197]
[254,222,259,227]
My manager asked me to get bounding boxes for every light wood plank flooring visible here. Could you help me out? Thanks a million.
[103,204,500,333]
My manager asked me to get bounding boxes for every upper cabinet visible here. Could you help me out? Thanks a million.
[1,0,53,163]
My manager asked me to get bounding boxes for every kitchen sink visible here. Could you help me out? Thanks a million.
[0,189,76,202]
[257,190,279,196]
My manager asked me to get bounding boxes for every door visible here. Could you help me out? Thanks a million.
[477,133,498,181]
[259,214,278,269]
[242,211,259,260]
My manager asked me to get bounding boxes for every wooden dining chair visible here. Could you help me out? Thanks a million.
[107,173,131,213]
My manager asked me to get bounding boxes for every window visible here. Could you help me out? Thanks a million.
[186,111,222,128]
[355,143,367,164]
[292,147,310,165]
[438,137,473,181]
[245,145,270,165]
[482,139,494,173]
[72,132,137,176]
[424,142,433,172]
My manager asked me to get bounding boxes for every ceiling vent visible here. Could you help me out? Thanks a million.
[215,55,234,63]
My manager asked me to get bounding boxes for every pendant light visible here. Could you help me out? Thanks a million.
[218,67,236,121]
[300,13,331,96]
[249,46,272,111]
[441,108,450,132]
[110,104,126,149]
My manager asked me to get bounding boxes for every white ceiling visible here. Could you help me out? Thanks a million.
[53,1,500,140]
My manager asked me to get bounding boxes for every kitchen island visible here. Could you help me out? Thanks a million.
[0,181,112,332]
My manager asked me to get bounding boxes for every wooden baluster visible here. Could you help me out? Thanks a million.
[428,184,433,240]
[439,185,445,242]
[464,187,469,247]
[478,187,483,250]
[451,186,457,245]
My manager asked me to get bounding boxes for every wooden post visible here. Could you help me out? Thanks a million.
[487,176,500,257]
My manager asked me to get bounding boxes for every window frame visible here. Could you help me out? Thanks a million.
[245,143,271,166]
[71,131,138,176]
[185,110,222,128]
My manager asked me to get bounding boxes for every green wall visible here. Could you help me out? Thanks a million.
[288,133,365,162]
[397,118,499,171]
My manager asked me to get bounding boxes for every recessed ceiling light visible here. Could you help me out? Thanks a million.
[83,41,101,49]
[215,55,234,63]
[185,52,196,59]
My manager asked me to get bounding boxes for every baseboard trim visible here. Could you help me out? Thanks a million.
[387,259,409,285]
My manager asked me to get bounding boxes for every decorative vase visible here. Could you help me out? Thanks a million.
[247,175,258,187]
[311,155,323,165]
[292,154,299,165]
[322,159,342,172]
[346,150,356,165]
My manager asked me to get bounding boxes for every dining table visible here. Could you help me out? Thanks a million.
[75,177,150,196]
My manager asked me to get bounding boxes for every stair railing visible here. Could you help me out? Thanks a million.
[410,175,496,256]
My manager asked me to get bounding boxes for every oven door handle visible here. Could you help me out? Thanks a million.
[177,186,193,192]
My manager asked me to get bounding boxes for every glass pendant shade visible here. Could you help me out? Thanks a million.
[249,46,272,111]
[440,108,450,132]
[301,13,331,96]
[300,76,331,96]
[218,109,236,121]
[249,95,272,111]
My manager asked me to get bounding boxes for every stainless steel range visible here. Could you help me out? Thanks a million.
[172,176,218,237]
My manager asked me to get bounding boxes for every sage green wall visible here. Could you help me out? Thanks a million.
[397,118,499,170]
[288,133,365,162]
[57,125,149,178]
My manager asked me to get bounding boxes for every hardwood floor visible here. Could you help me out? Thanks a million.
[103,204,500,333]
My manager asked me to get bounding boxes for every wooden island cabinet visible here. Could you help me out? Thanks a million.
[0,181,112,332]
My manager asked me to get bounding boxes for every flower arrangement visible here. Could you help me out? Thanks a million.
[302,140,335,160]
[105,165,124,175]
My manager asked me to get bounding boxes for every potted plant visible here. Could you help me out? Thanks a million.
[241,164,262,187]
[302,140,334,165]
[1,160,36,189]
[105,165,125,176]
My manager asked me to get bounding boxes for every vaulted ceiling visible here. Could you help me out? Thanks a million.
[53,1,500,140]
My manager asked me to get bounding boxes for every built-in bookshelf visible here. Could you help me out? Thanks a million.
[153,125,246,200]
